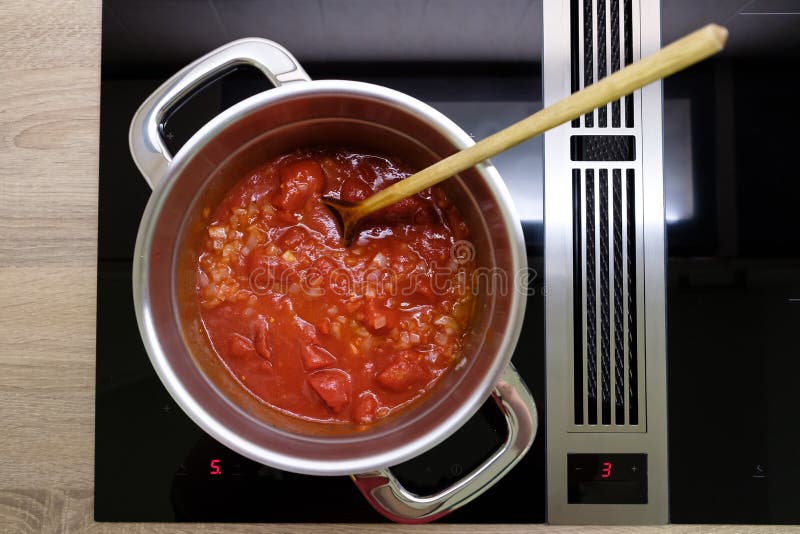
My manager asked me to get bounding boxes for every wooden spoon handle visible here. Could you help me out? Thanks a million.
[351,23,727,219]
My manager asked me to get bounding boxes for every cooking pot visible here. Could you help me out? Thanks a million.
[129,38,537,523]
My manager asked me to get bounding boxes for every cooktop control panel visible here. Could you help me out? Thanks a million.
[567,454,648,504]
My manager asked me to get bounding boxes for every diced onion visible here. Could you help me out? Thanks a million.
[370,252,387,268]
[355,326,369,338]
[211,265,230,282]
[361,335,374,353]
[434,331,449,346]
[222,241,241,259]
[434,315,458,334]
[247,203,258,218]
[246,229,260,249]
[331,322,343,340]
[208,225,227,239]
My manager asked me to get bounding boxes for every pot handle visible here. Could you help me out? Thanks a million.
[352,363,538,523]
[129,38,310,189]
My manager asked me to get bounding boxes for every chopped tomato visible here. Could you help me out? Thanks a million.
[308,370,351,413]
[353,393,379,425]
[230,334,256,358]
[278,226,311,251]
[293,315,318,343]
[247,246,298,287]
[301,344,337,371]
[316,317,331,335]
[254,318,271,361]
[273,160,325,212]
[339,175,372,202]
[377,355,425,392]
[381,194,436,225]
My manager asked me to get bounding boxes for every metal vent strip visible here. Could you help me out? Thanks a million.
[545,0,668,522]
[566,0,644,432]
[572,167,643,430]
[571,0,635,130]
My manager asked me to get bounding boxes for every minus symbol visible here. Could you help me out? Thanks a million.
[789,298,800,302]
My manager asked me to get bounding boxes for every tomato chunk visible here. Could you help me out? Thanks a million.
[381,194,436,225]
[316,318,331,335]
[301,344,337,371]
[340,176,372,202]
[293,315,318,342]
[229,334,256,358]
[278,226,312,252]
[353,393,378,425]
[308,370,351,413]
[377,356,424,392]
[248,247,298,288]
[273,159,325,212]
[254,318,271,361]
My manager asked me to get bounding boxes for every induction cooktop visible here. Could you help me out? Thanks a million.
[95,0,800,524]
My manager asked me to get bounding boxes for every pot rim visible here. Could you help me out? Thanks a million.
[132,79,528,475]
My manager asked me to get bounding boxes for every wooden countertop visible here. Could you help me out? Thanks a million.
[0,1,793,532]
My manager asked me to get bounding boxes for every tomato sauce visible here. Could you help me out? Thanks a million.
[196,148,475,426]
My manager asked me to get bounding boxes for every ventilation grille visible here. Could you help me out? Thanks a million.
[570,0,634,128]
[567,0,643,431]
[573,168,642,429]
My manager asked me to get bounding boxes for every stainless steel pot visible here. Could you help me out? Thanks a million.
[129,38,537,523]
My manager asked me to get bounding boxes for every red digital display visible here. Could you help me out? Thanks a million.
[568,454,647,504]
[210,458,222,475]
[601,461,613,479]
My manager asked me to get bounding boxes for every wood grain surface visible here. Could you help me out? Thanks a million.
[0,0,795,532]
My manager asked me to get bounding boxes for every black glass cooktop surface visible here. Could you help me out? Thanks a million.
[95,1,546,523]
[96,0,800,525]
[662,57,800,524]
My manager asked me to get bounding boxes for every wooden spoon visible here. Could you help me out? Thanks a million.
[323,24,728,245]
